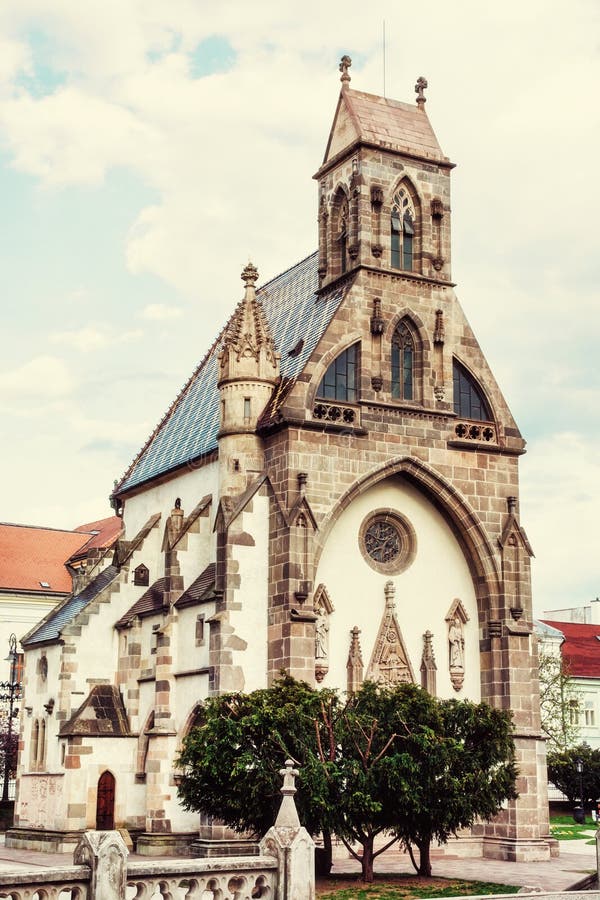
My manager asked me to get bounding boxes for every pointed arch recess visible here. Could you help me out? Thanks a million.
[313,456,501,624]
[330,185,350,277]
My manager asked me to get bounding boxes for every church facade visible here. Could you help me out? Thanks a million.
[10,61,553,861]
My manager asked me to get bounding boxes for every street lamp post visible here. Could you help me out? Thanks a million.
[0,635,21,803]
[573,757,585,824]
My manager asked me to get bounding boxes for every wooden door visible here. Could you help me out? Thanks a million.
[96,771,116,829]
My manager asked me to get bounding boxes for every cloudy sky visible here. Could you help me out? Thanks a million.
[0,0,598,614]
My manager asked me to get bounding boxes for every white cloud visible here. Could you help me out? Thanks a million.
[50,326,143,352]
[523,432,600,613]
[0,355,73,403]
[139,302,183,321]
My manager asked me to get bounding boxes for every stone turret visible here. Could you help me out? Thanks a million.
[217,262,280,495]
[315,58,454,289]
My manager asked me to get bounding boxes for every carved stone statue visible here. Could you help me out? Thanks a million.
[315,608,329,660]
[446,600,468,692]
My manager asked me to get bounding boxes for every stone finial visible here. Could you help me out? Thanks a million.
[339,55,352,88]
[241,261,259,287]
[274,760,301,828]
[415,75,428,108]
[507,496,518,514]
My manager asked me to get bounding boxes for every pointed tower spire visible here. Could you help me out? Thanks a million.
[217,262,280,496]
[220,262,279,375]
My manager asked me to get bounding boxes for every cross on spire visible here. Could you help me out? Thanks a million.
[339,55,352,88]
[415,76,428,108]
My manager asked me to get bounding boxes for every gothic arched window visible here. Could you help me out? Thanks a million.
[317,343,359,403]
[391,186,415,271]
[391,322,415,400]
[453,359,492,421]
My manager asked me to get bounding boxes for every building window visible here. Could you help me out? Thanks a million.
[30,720,39,769]
[196,615,205,647]
[391,186,415,271]
[391,322,414,400]
[243,397,251,421]
[317,343,358,403]
[453,359,493,421]
[584,699,596,726]
[569,699,580,726]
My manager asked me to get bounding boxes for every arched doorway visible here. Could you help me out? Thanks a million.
[96,771,116,829]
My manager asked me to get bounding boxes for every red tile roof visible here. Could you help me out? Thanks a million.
[541,620,600,678]
[71,516,123,557]
[0,523,90,594]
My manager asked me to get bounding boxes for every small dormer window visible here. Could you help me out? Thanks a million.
[134,564,150,587]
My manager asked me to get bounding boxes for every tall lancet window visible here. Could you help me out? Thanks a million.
[391,322,414,400]
[391,186,415,271]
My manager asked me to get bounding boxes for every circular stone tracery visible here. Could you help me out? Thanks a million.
[359,509,417,575]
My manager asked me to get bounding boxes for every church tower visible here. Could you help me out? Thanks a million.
[217,262,280,496]
[316,58,451,290]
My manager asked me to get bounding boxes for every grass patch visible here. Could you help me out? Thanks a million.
[549,813,597,841]
[316,876,520,900]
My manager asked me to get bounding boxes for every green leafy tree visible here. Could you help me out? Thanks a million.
[547,744,600,806]
[176,677,518,883]
[538,648,580,752]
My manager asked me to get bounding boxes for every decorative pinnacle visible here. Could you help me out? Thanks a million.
[384,580,396,607]
[339,55,352,87]
[415,75,428,108]
[241,261,259,287]
[279,759,299,797]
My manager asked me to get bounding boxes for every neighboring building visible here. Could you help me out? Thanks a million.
[539,616,600,750]
[11,61,553,861]
[0,518,122,678]
[0,517,121,798]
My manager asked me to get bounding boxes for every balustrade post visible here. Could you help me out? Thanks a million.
[259,761,315,900]
[74,831,128,900]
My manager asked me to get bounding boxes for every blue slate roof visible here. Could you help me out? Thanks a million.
[116,252,345,495]
[24,565,120,646]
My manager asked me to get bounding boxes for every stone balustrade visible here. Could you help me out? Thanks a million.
[126,857,277,900]
[0,762,314,900]
[0,865,90,900]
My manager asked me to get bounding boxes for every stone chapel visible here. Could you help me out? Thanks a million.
[10,59,554,861]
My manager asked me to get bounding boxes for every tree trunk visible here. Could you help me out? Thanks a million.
[361,835,375,883]
[417,837,432,877]
[315,829,333,876]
